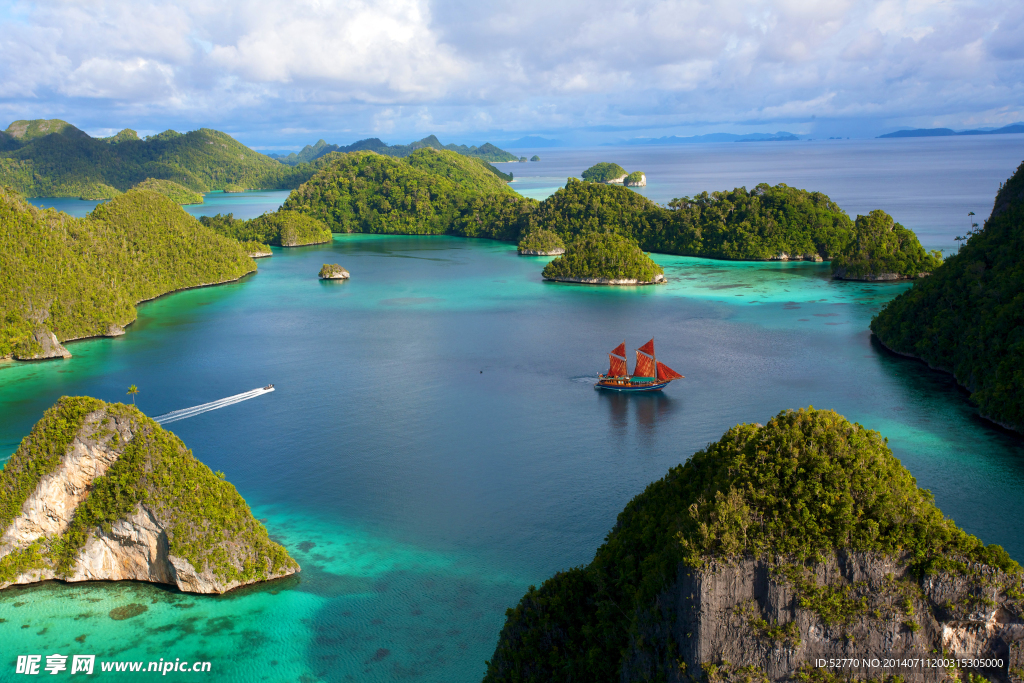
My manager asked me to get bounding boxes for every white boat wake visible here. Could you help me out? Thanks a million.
[153,386,274,425]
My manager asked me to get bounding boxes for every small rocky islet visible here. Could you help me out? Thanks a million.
[0,397,298,594]
[319,263,350,279]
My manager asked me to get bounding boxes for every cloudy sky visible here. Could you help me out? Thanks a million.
[1,0,1022,149]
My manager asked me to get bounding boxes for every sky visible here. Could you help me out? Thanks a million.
[1,0,1022,149]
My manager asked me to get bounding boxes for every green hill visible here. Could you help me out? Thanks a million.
[132,177,204,205]
[283,158,922,267]
[533,178,658,238]
[0,396,297,592]
[581,162,627,182]
[0,186,255,360]
[517,228,565,254]
[529,179,857,261]
[542,232,664,283]
[200,210,332,247]
[283,148,534,240]
[831,210,943,280]
[273,135,517,165]
[484,408,1021,682]
[871,161,1024,431]
[4,119,85,142]
[0,119,321,198]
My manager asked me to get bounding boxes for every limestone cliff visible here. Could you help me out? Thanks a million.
[13,327,72,360]
[0,397,298,594]
[484,408,1024,683]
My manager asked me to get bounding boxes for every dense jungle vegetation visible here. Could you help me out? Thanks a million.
[200,210,332,247]
[483,407,1020,683]
[132,177,204,205]
[872,161,1024,431]
[282,149,536,240]
[284,154,931,269]
[831,209,943,279]
[0,119,323,198]
[581,162,627,182]
[517,228,565,253]
[542,232,663,282]
[0,397,297,586]
[0,187,255,358]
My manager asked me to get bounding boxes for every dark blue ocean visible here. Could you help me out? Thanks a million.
[6,136,1024,682]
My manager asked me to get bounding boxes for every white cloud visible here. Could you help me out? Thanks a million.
[0,0,1021,142]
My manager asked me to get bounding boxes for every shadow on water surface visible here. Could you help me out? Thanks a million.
[600,390,677,432]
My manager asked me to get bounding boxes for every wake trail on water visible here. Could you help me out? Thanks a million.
[153,387,274,425]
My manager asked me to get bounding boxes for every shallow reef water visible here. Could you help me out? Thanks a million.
[2,234,1023,681]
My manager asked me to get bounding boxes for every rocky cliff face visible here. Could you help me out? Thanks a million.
[483,408,1024,683]
[12,327,72,360]
[0,398,298,594]
[617,552,1023,683]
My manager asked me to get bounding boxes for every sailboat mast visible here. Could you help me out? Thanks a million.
[653,340,657,381]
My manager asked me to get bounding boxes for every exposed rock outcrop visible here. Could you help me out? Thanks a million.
[833,268,930,281]
[624,172,647,187]
[617,552,1023,683]
[770,252,824,262]
[0,398,298,594]
[518,248,565,256]
[13,327,71,360]
[484,408,1024,683]
[319,263,350,279]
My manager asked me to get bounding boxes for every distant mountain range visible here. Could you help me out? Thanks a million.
[623,131,801,145]
[271,135,518,165]
[878,123,1024,138]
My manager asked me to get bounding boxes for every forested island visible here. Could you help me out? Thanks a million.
[581,162,627,183]
[271,134,517,165]
[542,232,665,284]
[872,161,1024,432]
[200,210,332,247]
[517,228,565,255]
[0,186,256,361]
[484,408,1022,682]
[282,148,532,239]
[831,210,943,280]
[0,397,298,593]
[279,151,935,275]
[0,119,325,198]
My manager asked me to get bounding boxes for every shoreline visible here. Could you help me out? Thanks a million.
[871,333,1021,434]
[543,274,667,285]
[57,269,258,349]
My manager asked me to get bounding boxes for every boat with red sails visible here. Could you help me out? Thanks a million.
[596,339,683,392]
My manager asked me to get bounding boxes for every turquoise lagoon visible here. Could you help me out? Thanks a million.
[7,137,1024,681]
[2,235,1023,681]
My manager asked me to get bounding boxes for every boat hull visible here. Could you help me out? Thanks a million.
[595,379,671,392]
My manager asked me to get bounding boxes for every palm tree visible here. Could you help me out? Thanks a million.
[127,384,139,405]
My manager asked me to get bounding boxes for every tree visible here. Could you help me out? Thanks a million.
[127,384,139,405]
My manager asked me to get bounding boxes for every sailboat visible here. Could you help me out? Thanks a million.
[595,339,684,392]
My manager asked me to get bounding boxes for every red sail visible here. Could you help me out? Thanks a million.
[637,339,655,355]
[611,342,626,357]
[608,354,628,377]
[657,361,683,381]
[634,351,655,378]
